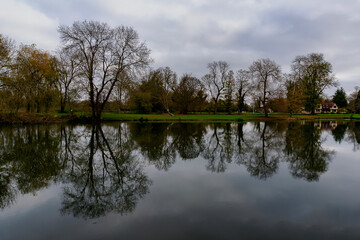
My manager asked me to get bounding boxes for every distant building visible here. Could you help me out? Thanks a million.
[315,102,338,114]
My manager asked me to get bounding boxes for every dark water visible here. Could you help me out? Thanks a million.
[0,121,360,240]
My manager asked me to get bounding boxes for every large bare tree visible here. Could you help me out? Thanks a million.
[157,67,176,116]
[0,34,16,112]
[202,61,230,114]
[0,34,15,88]
[235,69,252,113]
[114,70,133,114]
[58,20,151,121]
[249,58,281,117]
[54,48,80,113]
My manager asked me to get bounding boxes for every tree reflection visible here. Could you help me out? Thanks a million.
[237,122,284,179]
[61,124,151,219]
[170,123,206,160]
[0,125,62,208]
[331,122,348,143]
[0,120,347,215]
[202,123,235,172]
[347,121,360,151]
[130,123,176,170]
[284,122,334,181]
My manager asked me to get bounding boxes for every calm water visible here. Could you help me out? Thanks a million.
[0,121,360,240]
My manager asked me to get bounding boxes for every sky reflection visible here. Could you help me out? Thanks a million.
[0,121,359,239]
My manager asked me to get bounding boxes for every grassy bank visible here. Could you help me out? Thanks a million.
[0,113,65,124]
[79,112,360,122]
[100,113,360,122]
[1,112,360,124]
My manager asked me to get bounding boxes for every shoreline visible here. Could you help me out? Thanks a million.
[1,113,360,124]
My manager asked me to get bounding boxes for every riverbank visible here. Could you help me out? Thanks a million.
[0,113,65,124]
[101,113,360,122]
[1,112,360,124]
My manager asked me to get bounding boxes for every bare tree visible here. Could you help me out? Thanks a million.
[224,70,235,114]
[0,34,17,112]
[0,34,15,88]
[249,58,281,117]
[55,48,80,113]
[114,70,133,113]
[235,69,252,113]
[58,20,151,121]
[158,67,177,116]
[202,61,230,114]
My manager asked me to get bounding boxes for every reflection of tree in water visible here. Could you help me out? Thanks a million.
[130,123,176,170]
[347,122,360,151]
[131,122,239,173]
[104,121,337,182]
[130,123,207,169]
[170,123,206,160]
[331,122,348,143]
[236,122,285,179]
[284,122,334,181]
[61,124,151,219]
[0,120,347,214]
[0,125,62,208]
[202,123,235,172]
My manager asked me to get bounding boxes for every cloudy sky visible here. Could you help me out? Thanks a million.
[1,0,359,94]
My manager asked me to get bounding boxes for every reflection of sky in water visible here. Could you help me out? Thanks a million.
[0,122,360,239]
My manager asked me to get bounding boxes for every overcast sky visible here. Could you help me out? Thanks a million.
[1,0,359,94]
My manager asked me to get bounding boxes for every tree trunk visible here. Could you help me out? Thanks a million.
[166,108,174,116]
[238,98,244,113]
[264,103,268,117]
[36,101,40,113]
[311,106,315,115]
[60,99,65,113]
[60,92,68,113]
[263,79,268,117]
[214,100,218,115]
[89,77,96,120]
[94,107,102,123]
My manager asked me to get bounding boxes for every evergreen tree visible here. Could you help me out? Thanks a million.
[332,87,347,108]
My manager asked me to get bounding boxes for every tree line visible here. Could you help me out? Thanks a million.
[1,20,360,121]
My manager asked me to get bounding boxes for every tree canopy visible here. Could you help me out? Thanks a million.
[291,53,338,114]
[249,58,282,117]
[58,20,152,121]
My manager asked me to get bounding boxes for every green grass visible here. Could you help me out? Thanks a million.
[3,112,360,123]
[92,112,360,122]
[101,113,263,121]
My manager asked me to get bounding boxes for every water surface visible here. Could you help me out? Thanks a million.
[0,121,360,239]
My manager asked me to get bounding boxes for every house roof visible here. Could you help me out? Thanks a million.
[322,102,337,109]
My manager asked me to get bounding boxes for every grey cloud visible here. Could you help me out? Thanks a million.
[2,0,360,93]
